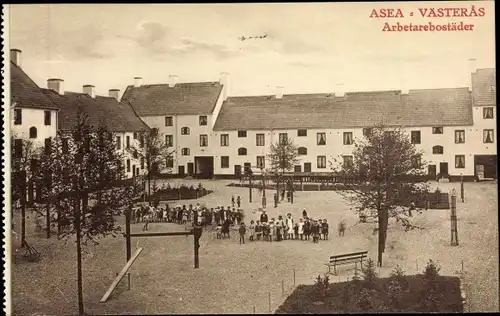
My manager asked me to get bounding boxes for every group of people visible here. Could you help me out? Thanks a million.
[223,209,330,244]
[131,196,246,231]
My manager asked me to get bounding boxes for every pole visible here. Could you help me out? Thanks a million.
[46,201,51,238]
[460,174,464,203]
[451,189,458,246]
[125,207,132,262]
[194,225,201,269]
[249,175,252,203]
[293,268,296,286]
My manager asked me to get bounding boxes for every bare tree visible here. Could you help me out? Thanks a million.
[268,136,300,201]
[11,133,42,245]
[128,128,174,203]
[34,109,141,316]
[331,124,428,267]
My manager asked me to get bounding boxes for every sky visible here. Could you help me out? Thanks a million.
[8,2,496,98]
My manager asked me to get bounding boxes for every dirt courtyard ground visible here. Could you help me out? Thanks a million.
[10,180,499,315]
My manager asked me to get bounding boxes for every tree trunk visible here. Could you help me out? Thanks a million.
[46,202,51,238]
[75,199,85,316]
[377,209,385,267]
[21,202,26,247]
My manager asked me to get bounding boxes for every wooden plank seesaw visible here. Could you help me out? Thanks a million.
[99,247,144,303]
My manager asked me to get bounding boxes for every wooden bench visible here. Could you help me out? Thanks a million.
[325,251,368,275]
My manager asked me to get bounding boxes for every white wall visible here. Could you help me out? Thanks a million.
[10,107,58,147]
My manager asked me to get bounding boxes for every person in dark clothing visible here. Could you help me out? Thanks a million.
[280,189,285,201]
[239,222,246,244]
[302,209,308,219]
[274,193,278,208]
[237,196,241,208]
[260,210,269,223]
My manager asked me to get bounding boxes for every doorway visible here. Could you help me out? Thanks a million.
[304,162,312,173]
[439,162,448,176]
[234,165,242,177]
[187,163,194,175]
[474,155,497,179]
[178,165,185,177]
[428,165,437,178]
[194,156,214,179]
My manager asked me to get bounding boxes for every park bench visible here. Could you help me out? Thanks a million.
[325,251,368,275]
[23,241,41,262]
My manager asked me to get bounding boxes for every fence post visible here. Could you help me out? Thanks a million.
[293,268,296,287]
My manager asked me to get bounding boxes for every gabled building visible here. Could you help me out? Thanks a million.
[41,80,149,179]
[10,49,59,152]
[121,74,228,178]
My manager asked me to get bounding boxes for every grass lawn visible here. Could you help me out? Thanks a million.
[275,275,463,313]
[9,180,498,315]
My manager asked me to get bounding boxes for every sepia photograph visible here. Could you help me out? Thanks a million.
[3,2,498,315]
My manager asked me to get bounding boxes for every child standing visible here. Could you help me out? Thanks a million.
[298,218,304,240]
[255,221,262,240]
[303,219,311,241]
[322,219,329,240]
[231,195,235,208]
[249,220,256,241]
[294,223,299,239]
[312,220,320,243]
[142,212,150,231]
[237,196,241,208]
[239,222,246,244]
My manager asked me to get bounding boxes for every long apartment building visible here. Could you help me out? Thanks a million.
[122,68,496,181]
[10,49,149,180]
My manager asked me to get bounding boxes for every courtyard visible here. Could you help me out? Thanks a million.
[10,180,499,315]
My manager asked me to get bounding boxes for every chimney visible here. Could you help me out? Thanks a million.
[83,85,96,98]
[47,78,65,95]
[335,84,345,97]
[219,72,230,101]
[134,76,143,87]
[276,86,284,99]
[11,49,22,68]
[109,89,120,101]
[468,58,477,89]
[168,75,178,88]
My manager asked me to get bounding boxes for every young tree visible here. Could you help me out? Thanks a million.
[332,124,428,267]
[268,136,299,201]
[11,133,42,245]
[129,128,173,202]
[34,109,141,316]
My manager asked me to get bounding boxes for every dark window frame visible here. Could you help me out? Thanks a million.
[238,147,247,156]
[44,110,51,126]
[14,109,22,125]
[455,155,465,169]
[256,133,265,146]
[256,156,265,169]
[483,107,494,119]
[165,116,173,126]
[432,145,443,154]
[411,131,421,144]
[483,129,494,143]
[181,127,190,135]
[181,148,190,156]
[220,134,229,146]
[29,126,37,139]
[297,129,307,137]
[297,147,307,155]
[432,127,443,134]
[238,131,247,138]
[317,132,326,145]
[343,132,353,145]
[199,115,208,126]
[454,130,465,144]
[221,156,230,168]
[200,134,208,147]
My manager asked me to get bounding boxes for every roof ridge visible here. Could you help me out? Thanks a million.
[127,81,220,88]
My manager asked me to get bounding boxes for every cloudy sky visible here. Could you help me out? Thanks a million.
[8,2,495,97]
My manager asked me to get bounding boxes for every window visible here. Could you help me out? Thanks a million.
[298,147,307,155]
[199,116,208,126]
[116,136,121,150]
[14,109,22,125]
[363,128,372,137]
[44,111,51,126]
[455,130,465,144]
[220,134,229,146]
[238,131,247,138]
[166,157,174,168]
[343,155,353,168]
[256,133,265,146]
[279,133,288,145]
[432,145,443,154]
[411,155,421,169]
[483,107,494,119]
[411,131,421,144]
[238,147,247,156]
[317,156,327,169]
[165,116,173,126]
[298,129,307,137]
[181,148,190,156]
[181,127,190,135]
[257,156,265,169]
[14,139,22,157]
[62,138,69,154]
[126,159,131,172]
[432,127,443,134]
[126,136,130,149]
[221,156,229,168]
[343,132,353,145]
[294,165,302,172]
[133,132,138,140]
[200,134,208,147]
[483,129,494,143]
[44,138,51,155]
[165,135,173,147]
[29,127,37,139]
[455,155,465,168]
[317,133,326,145]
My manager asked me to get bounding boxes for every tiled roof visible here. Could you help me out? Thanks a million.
[42,90,149,132]
[121,82,223,116]
[10,61,58,110]
[472,68,496,106]
[212,88,473,131]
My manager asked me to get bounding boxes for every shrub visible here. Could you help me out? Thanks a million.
[423,259,441,286]
[313,274,330,299]
[390,265,408,290]
[362,259,377,288]
[356,288,373,311]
